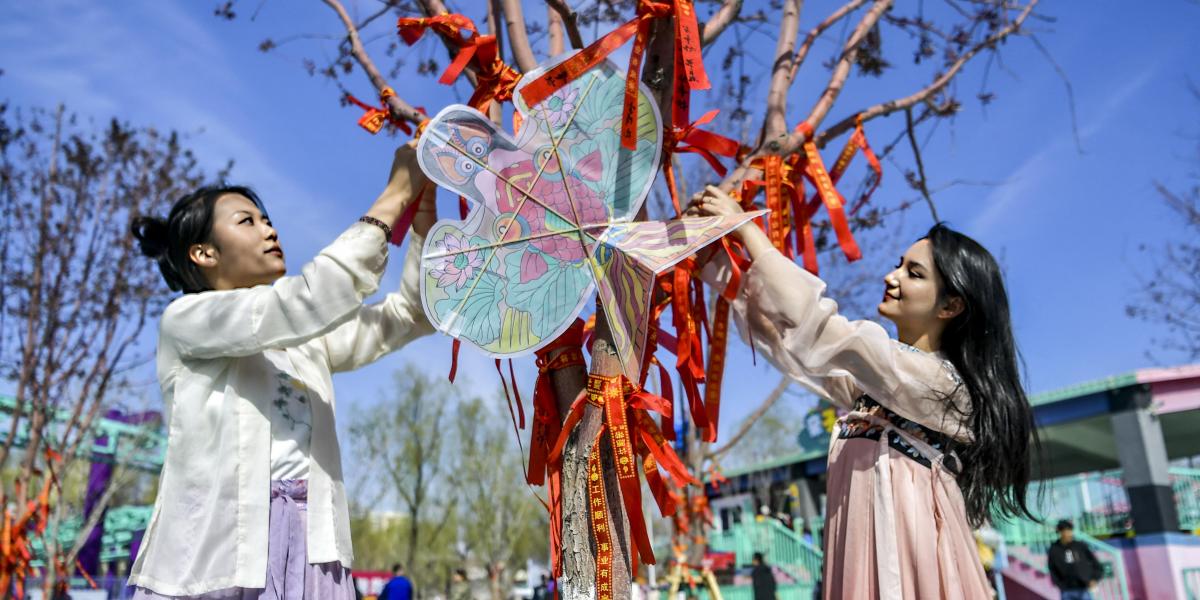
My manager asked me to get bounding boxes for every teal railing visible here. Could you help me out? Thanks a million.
[994,516,1130,600]
[1183,566,1200,600]
[0,395,166,472]
[1173,468,1200,532]
[29,504,153,566]
[1013,467,1200,537]
[709,518,823,586]
[658,582,814,599]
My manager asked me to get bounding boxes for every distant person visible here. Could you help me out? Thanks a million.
[450,568,471,600]
[751,552,776,600]
[1048,520,1102,599]
[379,563,413,600]
[533,574,549,600]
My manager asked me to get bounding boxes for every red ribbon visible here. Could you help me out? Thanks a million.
[795,122,862,262]
[528,321,587,582]
[529,320,587,486]
[828,116,883,215]
[396,13,476,46]
[661,110,742,215]
[396,13,520,115]
[521,0,710,151]
[345,86,412,135]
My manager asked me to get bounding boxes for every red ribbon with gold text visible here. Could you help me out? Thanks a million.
[529,320,587,582]
[520,0,710,150]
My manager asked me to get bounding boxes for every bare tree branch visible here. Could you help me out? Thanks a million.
[815,0,1039,148]
[700,0,744,46]
[500,0,539,72]
[1028,34,1083,153]
[707,376,791,460]
[904,107,940,221]
[547,3,566,56]
[788,0,870,81]
[796,0,894,140]
[545,0,586,50]
[321,0,426,124]
[761,0,804,141]
[716,0,892,191]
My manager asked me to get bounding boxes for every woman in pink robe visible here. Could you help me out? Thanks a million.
[691,186,1037,599]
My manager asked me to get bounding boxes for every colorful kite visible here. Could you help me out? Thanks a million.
[416,54,760,379]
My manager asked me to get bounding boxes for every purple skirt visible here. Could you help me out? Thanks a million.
[132,480,356,600]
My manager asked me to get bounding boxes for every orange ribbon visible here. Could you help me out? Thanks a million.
[396,13,521,115]
[667,0,711,133]
[345,87,413,135]
[396,13,476,46]
[462,35,522,114]
[546,372,697,599]
[661,109,742,215]
[0,450,61,595]
[828,116,883,215]
[521,0,710,151]
[703,295,731,439]
[668,263,713,442]
[586,434,615,600]
[795,122,862,262]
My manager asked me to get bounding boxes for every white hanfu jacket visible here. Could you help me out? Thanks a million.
[128,223,432,595]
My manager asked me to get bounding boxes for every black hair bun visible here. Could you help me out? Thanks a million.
[131,215,170,260]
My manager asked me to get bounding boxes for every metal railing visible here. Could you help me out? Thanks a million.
[1183,566,1200,600]
[994,518,1130,600]
[658,582,815,599]
[708,518,823,586]
[1173,468,1200,532]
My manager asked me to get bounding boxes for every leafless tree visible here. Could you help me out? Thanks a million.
[217,1,1054,597]
[0,103,223,592]
[1127,86,1200,361]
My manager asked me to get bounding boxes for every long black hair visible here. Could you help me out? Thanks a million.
[925,223,1038,527]
[131,185,265,294]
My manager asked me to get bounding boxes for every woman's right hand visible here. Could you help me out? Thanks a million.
[691,185,744,218]
[691,185,774,260]
[366,140,429,226]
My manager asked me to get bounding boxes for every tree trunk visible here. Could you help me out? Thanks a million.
[557,307,632,600]
[554,18,677,599]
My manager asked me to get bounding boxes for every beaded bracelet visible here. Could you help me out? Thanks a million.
[358,215,393,240]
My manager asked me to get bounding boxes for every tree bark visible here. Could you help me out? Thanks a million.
[553,16,678,599]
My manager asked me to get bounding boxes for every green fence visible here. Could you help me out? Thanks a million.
[1174,468,1200,532]
[709,518,823,585]
[1184,566,1200,600]
[658,582,814,599]
[994,516,1130,600]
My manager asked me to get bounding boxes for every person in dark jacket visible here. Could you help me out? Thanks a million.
[1047,520,1102,599]
[751,552,777,600]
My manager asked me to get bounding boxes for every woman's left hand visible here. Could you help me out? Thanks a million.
[690,185,744,218]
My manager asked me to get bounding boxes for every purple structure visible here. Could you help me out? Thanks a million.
[78,409,160,577]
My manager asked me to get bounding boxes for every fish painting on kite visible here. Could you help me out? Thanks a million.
[417,52,761,379]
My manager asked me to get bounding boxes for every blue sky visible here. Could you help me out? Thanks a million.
[2,1,1197,463]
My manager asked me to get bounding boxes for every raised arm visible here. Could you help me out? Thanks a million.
[694,187,969,437]
[161,143,428,360]
[161,222,389,359]
[320,193,438,372]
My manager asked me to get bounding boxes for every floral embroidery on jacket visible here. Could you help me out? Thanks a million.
[271,370,312,435]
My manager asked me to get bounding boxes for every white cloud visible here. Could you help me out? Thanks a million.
[1,0,325,238]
